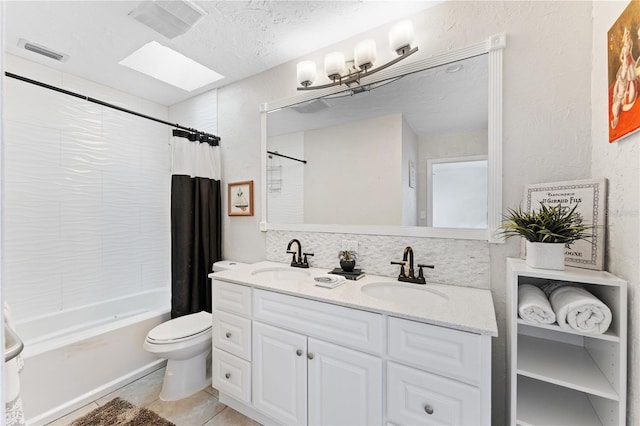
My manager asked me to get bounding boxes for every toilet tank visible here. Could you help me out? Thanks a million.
[212,260,247,273]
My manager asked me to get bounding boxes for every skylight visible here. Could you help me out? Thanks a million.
[119,41,223,91]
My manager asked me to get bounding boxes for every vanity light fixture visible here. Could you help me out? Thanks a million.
[296,20,418,91]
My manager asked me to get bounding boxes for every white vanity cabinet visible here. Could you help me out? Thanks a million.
[252,321,383,425]
[252,288,383,425]
[386,317,491,425]
[506,258,627,426]
[211,277,493,426]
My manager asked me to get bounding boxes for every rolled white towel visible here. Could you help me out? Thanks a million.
[518,284,556,324]
[547,285,612,334]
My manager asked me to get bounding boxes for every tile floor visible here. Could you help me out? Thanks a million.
[47,367,261,426]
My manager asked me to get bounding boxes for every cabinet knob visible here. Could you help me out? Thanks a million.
[225,332,232,338]
[307,352,314,360]
[424,405,434,415]
[296,349,303,356]
[225,372,231,379]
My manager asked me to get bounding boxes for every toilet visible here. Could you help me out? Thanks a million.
[144,260,246,401]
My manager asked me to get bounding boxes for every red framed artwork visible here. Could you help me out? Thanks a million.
[608,0,640,143]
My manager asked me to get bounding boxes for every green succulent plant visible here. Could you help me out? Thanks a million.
[500,203,592,244]
[338,250,358,261]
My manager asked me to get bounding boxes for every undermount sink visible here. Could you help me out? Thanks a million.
[361,282,448,306]
[251,266,310,280]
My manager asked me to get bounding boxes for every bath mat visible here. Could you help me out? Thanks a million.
[70,397,175,426]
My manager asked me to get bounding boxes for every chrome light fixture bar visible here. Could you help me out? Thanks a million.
[296,20,418,91]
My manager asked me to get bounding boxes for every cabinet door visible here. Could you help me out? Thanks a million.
[308,338,382,426]
[252,321,307,425]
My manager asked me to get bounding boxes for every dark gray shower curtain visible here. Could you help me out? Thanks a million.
[170,131,222,318]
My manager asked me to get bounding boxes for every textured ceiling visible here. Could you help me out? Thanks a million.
[4,1,441,106]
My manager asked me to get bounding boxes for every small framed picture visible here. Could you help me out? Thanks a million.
[228,180,254,216]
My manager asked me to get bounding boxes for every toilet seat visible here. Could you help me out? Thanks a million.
[146,311,211,344]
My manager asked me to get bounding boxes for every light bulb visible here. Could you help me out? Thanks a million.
[354,40,377,72]
[296,61,317,87]
[324,52,346,81]
[389,20,414,55]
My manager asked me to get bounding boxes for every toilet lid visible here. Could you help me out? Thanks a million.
[148,311,211,342]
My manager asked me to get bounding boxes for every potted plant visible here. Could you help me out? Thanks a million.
[500,203,591,270]
[338,250,358,272]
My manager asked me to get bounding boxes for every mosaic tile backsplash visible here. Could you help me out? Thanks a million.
[266,230,491,289]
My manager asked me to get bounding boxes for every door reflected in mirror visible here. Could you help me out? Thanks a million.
[428,157,488,229]
[266,54,488,229]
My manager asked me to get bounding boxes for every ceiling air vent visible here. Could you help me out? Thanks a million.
[18,39,68,62]
[291,99,330,114]
[129,0,207,39]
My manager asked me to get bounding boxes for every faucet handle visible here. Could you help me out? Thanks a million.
[417,264,434,280]
[303,252,314,265]
[417,264,435,269]
[391,261,407,277]
[287,250,297,263]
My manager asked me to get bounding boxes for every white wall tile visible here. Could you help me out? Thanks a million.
[266,231,490,289]
[3,55,170,321]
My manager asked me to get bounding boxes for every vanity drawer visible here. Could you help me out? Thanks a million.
[253,289,383,354]
[213,310,251,361]
[388,317,482,385]
[212,280,251,316]
[387,361,481,426]
[212,348,251,403]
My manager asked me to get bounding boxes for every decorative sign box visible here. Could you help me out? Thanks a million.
[524,178,607,270]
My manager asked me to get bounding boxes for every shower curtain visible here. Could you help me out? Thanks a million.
[170,130,222,318]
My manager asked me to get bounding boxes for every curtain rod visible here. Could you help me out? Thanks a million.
[267,150,307,164]
[4,71,221,145]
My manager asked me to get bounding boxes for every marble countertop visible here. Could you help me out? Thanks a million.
[209,261,498,337]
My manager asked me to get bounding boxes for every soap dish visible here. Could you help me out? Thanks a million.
[314,275,346,289]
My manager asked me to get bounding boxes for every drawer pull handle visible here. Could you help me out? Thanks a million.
[225,332,232,338]
[307,353,315,360]
[296,349,303,356]
[225,372,231,379]
[424,405,434,415]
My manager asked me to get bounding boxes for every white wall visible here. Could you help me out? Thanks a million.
[217,2,594,423]
[169,89,218,136]
[592,3,640,422]
[3,54,171,322]
[266,132,304,223]
[304,114,402,225]
[401,117,418,226]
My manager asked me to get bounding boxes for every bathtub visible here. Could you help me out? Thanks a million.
[13,290,171,425]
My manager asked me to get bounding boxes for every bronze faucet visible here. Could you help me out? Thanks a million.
[286,239,313,268]
[391,246,433,284]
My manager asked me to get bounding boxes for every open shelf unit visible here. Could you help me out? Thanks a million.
[506,258,627,426]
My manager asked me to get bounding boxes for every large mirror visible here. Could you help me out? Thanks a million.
[261,35,505,241]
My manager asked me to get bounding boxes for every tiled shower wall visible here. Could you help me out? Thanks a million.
[3,55,171,321]
[266,230,491,289]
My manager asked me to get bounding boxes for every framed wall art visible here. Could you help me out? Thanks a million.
[228,180,254,216]
[524,178,607,270]
[608,0,640,143]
